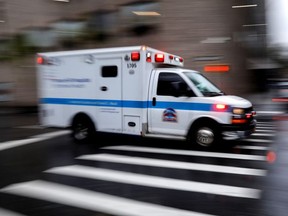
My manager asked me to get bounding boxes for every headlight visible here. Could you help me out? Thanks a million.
[233,108,245,115]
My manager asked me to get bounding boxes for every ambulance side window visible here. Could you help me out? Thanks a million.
[101,66,118,77]
[157,72,195,97]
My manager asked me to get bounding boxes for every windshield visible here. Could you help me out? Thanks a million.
[183,71,224,96]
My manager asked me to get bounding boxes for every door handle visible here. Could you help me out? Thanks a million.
[152,97,156,106]
[101,86,108,91]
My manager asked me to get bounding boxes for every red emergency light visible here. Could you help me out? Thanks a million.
[146,52,152,62]
[213,104,228,111]
[174,56,184,63]
[155,53,165,62]
[37,56,45,64]
[131,52,140,61]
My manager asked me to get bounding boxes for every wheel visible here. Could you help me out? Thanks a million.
[189,121,220,149]
[72,115,96,143]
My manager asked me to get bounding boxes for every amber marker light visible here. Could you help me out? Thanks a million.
[232,119,247,124]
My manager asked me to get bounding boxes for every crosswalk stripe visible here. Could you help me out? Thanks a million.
[1,180,215,216]
[102,145,266,161]
[242,139,273,143]
[0,130,70,152]
[256,126,276,129]
[235,145,269,151]
[77,153,267,176]
[251,133,275,137]
[255,129,275,133]
[0,208,26,216]
[45,165,261,199]
[256,111,284,115]
[256,122,276,126]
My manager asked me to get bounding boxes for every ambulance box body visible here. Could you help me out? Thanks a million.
[36,45,256,148]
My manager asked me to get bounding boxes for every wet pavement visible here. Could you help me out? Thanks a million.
[0,93,288,215]
[0,112,59,143]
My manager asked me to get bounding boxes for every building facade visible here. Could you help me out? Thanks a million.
[0,0,267,106]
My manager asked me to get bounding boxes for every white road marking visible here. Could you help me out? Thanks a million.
[235,145,269,151]
[256,123,276,127]
[255,129,275,133]
[256,126,276,129]
[256,111,284,115]
[251,133,275,137]
[0,130,70,151]
[242,139,273,143]
[77,153,267,176]
[46,165,261,199]
[1,180,215,216]
[102,145,266,161]
[0,208,26,216]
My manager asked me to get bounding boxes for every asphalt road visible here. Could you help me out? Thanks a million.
[0,112,286,216]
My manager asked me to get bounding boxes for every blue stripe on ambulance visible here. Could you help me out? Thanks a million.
[40,98,231,112]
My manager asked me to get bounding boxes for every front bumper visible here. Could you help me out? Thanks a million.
[221,119,257,140]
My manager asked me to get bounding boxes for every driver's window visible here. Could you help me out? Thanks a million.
[157,72,195,96]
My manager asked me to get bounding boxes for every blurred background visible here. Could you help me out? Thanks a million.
[0,0,287,109]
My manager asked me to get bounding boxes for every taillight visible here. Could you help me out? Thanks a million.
[131,52,140,61]
[155,53,165,62]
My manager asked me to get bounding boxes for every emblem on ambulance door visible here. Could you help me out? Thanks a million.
[163,108,177,122]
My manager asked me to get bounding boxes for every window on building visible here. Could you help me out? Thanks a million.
[119,0,161,36]
[0,1,6,23]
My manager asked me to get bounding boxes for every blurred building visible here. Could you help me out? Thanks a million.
[0,0,269,107]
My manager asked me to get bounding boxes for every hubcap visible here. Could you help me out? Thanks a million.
[196,127,214,147]
[74,124,88,140]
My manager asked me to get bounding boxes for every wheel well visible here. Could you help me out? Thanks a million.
[71,112,96,129]
[188,117,219,137]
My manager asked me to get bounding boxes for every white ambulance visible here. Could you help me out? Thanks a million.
[36,45,256,148]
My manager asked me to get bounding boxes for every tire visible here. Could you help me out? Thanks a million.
[72,115,96,143]
[189,121,220,149]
